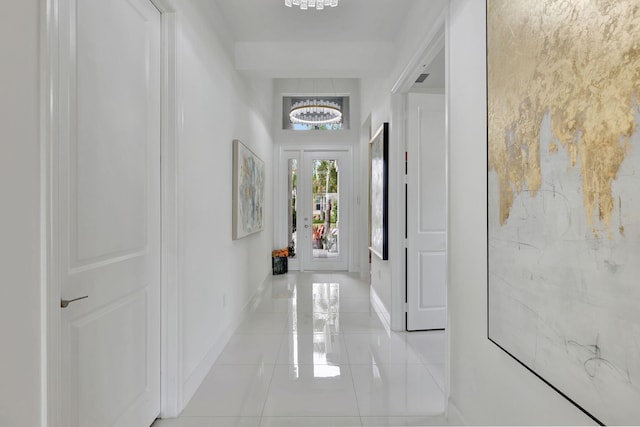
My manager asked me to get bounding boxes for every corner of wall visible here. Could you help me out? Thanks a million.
[446,397,467,426]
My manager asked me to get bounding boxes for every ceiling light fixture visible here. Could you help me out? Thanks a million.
[289,99,342,125]
[285,0,339,11]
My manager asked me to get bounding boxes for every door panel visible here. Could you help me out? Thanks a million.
[72,291,148,425]
[419,253,446,311]
[407,93,447,331]
[59,0,161,425]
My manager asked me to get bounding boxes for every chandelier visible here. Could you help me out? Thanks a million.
[289,99,342,125]
[285,0,339,10]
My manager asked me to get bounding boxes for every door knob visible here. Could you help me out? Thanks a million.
[61,295,88,308]
[304,225,310,228]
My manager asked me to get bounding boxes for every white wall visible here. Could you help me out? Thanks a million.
[358,114,372,281]
[173,0,274,407]
[390,0,447,85]
[446,0,596,424]
[359,82,393,316]
[0,1,272,422]
[0,1,42,426]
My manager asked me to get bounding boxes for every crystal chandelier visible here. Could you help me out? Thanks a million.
[289,99,342,125]
[285,0,339,11]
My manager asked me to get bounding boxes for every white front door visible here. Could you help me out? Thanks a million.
[406,93,447,331]
[57,0,161,425]
[300,150,351,271]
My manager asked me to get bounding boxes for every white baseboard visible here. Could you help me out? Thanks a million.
[181,321,236,409]
[370,286,391,336]
[181,272,271,413]
[447,398,467,426]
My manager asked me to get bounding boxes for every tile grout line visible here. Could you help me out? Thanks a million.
[342,315,365,427]
[174,273,445,426]
[256,319,288,425]
[350,380,366,426]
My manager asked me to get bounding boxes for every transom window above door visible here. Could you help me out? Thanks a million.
[282,96,350,130]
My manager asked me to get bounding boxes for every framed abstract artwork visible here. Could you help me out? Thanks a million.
[487,1,640,425]
[369,123,389,260]
[232,139,265,240]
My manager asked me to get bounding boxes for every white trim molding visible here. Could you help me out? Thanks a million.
[370,286,392,336]
[156,7,182,418]
[41,0,62,425]
[388,94,406,332]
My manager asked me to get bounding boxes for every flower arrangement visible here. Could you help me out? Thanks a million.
[272,248,289,258]
[272,248,289,275]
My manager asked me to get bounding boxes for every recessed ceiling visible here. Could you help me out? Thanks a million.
[214,0,421,43]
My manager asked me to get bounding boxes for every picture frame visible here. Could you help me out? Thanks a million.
[487,1,640,425]
[369,123,389,260]
[232,139,265,240]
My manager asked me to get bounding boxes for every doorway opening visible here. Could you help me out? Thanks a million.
[388,18,447,332]
[280,148,352,272]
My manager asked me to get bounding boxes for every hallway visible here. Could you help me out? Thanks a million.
[153,272,447,427]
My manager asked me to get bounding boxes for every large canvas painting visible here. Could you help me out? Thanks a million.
[232,139,265,240]
[369,123,389,260]
[487,1,640,424]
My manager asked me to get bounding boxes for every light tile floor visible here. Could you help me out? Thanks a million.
[152,272,448,427]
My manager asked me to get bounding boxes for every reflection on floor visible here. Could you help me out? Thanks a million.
[152,272,448,427]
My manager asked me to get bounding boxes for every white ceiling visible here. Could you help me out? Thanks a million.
[214,0,421,43]
[212,0,445,81]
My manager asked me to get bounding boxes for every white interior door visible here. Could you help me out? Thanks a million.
[406,93,447,331]
[300,151,351,271]
[58,0,161,425]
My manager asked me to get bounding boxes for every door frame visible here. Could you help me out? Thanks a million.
[389,9,447,333]
[387,0,449,399]
[41,1,182,425]
[275,144,356,273]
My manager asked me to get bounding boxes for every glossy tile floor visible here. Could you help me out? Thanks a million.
[153,272,448,427]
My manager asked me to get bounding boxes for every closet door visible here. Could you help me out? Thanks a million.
[58,0,161,425]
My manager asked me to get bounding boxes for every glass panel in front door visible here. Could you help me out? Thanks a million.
[287,158,298,259]
[311,159,339,260]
